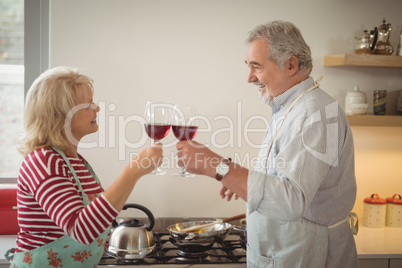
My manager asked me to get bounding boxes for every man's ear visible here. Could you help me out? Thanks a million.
[287,56,299,76]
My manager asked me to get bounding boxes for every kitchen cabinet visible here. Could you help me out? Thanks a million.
[390,259,402,268]
[324,54,402,127]
[358,258,402,268]
[359,259,389,268]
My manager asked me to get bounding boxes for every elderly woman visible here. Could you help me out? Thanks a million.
[6,66,163,267]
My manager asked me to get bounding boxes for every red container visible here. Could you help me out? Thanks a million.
[0,184,19,234]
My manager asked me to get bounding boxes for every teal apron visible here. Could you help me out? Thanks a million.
[5,147,111,268]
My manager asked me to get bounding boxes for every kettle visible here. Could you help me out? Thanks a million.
[106,203,155,260]
[373,18,393,55]
[354,30,373,55]
[354,28,378,55]
[345,86,367,115]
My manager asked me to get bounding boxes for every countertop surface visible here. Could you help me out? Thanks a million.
[353,226,402,259]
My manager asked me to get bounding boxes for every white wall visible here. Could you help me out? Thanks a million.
[49,0,402,219]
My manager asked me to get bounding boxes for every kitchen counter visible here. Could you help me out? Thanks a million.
[1,226,401,267]
[353,226,402,259]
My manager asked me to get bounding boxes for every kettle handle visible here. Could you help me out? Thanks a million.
[370,27,378,50]
[122,203,155,231]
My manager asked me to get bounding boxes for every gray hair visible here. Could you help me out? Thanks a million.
[246,20,313,75]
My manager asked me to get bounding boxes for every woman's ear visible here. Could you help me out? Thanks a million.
[287,56,299,76]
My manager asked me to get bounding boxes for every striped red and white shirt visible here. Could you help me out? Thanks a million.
[15,148,119,252]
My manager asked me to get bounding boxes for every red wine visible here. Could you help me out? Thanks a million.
[172,125,198,141]
[144,124,170,140]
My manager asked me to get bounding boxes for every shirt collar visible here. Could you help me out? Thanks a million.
[269,77,315,113]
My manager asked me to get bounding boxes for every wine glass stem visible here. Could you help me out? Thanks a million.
[180,166,187,174]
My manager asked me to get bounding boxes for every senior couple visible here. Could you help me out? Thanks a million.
[7,20,357,268]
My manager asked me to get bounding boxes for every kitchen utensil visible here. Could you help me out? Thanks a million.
[167,220,232,253]
[345,86,367,115]
[373,18,393,55]
[386,194,402,227]
[354,30,372,55]
[178,213,246,232]
[363,194,387,228]
[106,203,155,260]
[232,218,247,248]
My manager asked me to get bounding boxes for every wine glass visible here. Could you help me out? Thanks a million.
[144,101,171,175]
[172,104,199,177]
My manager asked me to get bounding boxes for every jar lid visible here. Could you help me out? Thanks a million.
[364,193,387,204]
[347,86,366,98]
[386,194,402,205]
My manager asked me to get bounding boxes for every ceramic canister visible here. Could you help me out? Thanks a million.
[344,86,367,115]
[386,194,402,227]
[363,194,387,228]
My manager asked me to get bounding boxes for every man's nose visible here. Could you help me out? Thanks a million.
[247,71,257,83]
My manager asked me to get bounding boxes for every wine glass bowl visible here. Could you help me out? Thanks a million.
[144,101,172,175]
[144,124,171,141]
[172,125,198,141]
[172,104,199,177]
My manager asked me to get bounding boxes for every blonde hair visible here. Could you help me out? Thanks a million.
[19,66,94,156]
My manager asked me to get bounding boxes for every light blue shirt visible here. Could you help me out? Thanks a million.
[247,77,358,267]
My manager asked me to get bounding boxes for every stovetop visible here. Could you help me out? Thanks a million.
[98,217,246,266]
[98,232,246,266]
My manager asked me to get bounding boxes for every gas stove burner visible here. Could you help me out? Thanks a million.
[177,250,208,258]
[169,237,214,253]
[176,250,211,262]
[116,258,144,264]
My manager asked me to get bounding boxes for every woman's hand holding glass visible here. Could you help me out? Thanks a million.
[144,101,171,175]
[130,143,164,177]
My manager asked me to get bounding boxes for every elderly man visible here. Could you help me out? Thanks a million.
[176,21,358,267]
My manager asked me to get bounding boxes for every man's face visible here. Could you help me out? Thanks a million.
[245,38,290,104]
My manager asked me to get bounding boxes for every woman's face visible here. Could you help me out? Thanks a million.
[70,84,100,142]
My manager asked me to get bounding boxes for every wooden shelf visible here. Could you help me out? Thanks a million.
[325,54,402,127]
[347,114,402,127]
[324,54,402,68]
